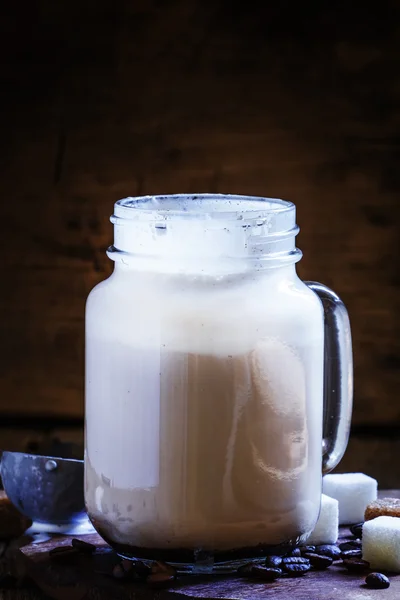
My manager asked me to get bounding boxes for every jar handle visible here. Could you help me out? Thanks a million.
[305,282,353,474]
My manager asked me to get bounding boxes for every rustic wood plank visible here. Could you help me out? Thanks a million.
[7,522,400,599]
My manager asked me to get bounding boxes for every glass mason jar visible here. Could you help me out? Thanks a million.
[85,194,352,570]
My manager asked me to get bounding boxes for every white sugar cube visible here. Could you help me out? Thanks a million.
[322,473,377,525]
[363,516,400,572]
[307,493,339,545]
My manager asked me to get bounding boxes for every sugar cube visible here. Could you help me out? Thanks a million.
[322,473,377,525]
[307,493,339,545]
[363,516,400,573]
[365,498,400,521]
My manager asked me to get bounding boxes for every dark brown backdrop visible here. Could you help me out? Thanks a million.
[1,1,399,483]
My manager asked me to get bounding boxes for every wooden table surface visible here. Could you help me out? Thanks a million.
[5,491,400,600]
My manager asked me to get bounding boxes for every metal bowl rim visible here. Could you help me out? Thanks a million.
[2,450,83,465]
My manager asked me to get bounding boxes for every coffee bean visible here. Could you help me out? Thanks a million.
[282,557,310,576]
[146,572,176,588]
[350,523,364,539]
[315,545,341,560]
[341,549,362,560]
[282,557,310,565]
[300,545,316,555]
[286,548,302,557]
[251,566,282,581]
[339,540,362,551]
[343,559,370,573]
[237,562,255,577]
[303,553,333,569]
[282,562,310,576]
[71,538,96,554]
[265,555,283,568]
[365,573,390,589]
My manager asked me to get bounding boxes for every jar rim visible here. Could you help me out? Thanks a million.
[113,194,294,223]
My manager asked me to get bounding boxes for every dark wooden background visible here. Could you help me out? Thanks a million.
[1,1,399,483]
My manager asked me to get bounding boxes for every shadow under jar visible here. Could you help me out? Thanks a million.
[84,194,352,572]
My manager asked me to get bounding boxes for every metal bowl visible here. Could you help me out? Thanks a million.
[1,451,85,525]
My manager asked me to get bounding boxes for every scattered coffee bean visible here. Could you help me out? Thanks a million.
[237,562,255,577]
[71,538,96,554]
[282,557,310,565]
[339,540,362,552]
[265,555,283,568]
[343,559,370,573]
[341,549,362,560]
[282,557,310,576]
[251,566,282,581]
[300,545,316,555]
[303,553,333,569]
[49,546,78,564]
[350,523,363,539]
[146,572,176,588]
[315,545,341,560]
[286,548,302,557]
[365,572,390,589]
[282,563,310,577]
